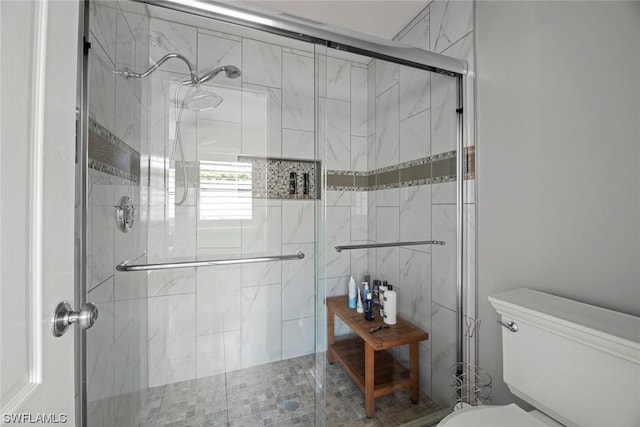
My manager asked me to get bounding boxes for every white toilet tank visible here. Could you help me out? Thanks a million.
[489,288,640,427]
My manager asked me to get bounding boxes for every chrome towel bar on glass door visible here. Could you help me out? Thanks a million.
[116,251,305,272]
[334,241,445,252]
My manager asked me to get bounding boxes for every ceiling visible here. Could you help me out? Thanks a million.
[240,1,428,40]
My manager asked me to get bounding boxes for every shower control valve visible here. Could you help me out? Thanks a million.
[116,196,135,233]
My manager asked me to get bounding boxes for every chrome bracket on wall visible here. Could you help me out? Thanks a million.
[115,195,135,233]
[497,320,518,333]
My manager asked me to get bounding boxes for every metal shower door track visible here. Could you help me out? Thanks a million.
[134,0,467,77]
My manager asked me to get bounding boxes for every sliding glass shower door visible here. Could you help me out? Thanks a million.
[85,1,322,425]
[315,46,464,423]
[83,1,469,425]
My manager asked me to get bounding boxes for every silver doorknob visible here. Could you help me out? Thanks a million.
[51,301,98,337]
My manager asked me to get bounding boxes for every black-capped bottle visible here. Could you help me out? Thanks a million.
[364,293,374,321]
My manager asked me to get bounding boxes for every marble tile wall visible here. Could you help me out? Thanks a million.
[86,0,151,425]
[145,12,371,387]
[319,52,372,341]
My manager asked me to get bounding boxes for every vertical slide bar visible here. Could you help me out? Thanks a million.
[455,75,465,394]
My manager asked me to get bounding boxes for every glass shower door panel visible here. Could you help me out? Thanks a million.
[86,1,151,426]
[313,42,328,427]
[316,47,461,423]
[121,3,321,425]
[429,72,460,407]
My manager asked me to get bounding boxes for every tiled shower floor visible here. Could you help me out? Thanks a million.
[138,354,444,427]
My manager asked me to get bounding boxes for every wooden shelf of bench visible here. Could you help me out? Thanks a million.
[331,337,412,396]
[326,295,429,418]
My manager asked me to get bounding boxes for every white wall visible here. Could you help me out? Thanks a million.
[476,1,640,403]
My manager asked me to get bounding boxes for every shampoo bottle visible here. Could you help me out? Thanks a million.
[383,285,397,325]
[378,282,388,317]
[372,279,381,304]
[348,276,356,308]
[356,287,364,313]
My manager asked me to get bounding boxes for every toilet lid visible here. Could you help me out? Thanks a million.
[438,404,552,427]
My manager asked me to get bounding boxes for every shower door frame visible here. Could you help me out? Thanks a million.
[75,1,90,425]
[76,0,471,424]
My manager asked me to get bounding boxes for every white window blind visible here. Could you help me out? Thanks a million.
[199,161,252,220]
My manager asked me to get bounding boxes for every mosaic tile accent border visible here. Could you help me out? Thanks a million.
[326,147,475,191]
[175,157,321,200]
[238,156,321,200]
[88,118,140,184]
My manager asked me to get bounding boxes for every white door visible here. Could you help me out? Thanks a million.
[1,1,79,424]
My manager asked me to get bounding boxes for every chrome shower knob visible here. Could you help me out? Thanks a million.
[116,196,135,233]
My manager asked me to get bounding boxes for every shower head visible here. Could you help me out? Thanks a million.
[182,86,223,112]
[198,65,242,85]
[224,65,242,79]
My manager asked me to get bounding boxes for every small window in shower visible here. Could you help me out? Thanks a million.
[199,160,252,220]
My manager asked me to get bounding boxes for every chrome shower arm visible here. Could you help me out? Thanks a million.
[119,53,199,84]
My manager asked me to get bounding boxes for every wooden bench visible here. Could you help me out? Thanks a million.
[326,295,429,417]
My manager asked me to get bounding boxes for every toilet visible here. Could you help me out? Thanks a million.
[438,288,640,427]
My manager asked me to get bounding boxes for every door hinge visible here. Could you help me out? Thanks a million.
[456,108,463,114]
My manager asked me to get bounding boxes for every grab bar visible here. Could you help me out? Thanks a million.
[116,251,305,272]
[335,241,445,252]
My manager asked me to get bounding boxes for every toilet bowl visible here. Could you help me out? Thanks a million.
[437,404,563,427]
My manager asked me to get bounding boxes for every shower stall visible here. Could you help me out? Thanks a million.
[81,0,474,425]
